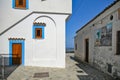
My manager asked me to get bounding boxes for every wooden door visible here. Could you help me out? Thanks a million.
[85,39,89,62]
[12,43,22,65]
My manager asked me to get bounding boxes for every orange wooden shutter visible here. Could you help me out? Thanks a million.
[15,0,26,8]
[36,28,42,39]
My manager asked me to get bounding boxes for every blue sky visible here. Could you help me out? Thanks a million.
[66,0,115,48]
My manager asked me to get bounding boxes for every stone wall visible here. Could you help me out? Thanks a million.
[74,1,120,78]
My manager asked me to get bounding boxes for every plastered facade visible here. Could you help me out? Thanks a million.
[75,1,120,78]
[0,0,72,68]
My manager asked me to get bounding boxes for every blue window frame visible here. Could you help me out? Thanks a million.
[9,39,25,65]
[12,0,29,9]
[33,25,45,39]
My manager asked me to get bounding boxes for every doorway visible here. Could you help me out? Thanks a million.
[12,43,22,65]
[9,39,25,65]
[85,39,89,62]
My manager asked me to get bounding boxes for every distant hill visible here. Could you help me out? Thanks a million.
[66,48,74,53]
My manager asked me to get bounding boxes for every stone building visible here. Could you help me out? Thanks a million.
[74,0,120,78]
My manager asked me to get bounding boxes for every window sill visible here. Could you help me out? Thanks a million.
[33,38,44,40]
[14,7,28,10]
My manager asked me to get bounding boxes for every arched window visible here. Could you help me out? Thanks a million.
[32,22,46,39]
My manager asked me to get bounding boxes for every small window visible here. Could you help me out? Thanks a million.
[16,0,26,8]
[116,31,120,55]
[107,64,112,73]
[35,28,42,39]
[12,0,29,9]
[33,23,46,39]
[110,15,113,20]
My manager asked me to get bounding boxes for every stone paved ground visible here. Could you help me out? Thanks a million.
[7,53,114,80]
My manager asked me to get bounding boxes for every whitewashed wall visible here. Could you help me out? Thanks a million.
[0,13,68,68]
[0,0,72,34]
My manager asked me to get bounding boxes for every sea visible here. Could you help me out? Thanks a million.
[66,48,74,53]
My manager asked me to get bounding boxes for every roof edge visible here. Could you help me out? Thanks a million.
[76,0,120,33]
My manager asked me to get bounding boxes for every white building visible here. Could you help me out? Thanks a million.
[0,0,72,68]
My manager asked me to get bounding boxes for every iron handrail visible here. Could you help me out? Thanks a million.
[0,54,15,80]
[0,55,5,80]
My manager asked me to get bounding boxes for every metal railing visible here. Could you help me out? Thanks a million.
[0,55,5,80]
[0,54,20,80]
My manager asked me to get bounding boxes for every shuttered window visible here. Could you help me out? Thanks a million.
[35,28,42,39]
[116,31,120,55]
[33,25,45,39]
[15,0,26,8]
[12,0,29,9]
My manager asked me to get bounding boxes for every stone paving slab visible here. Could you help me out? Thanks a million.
[7,53,114,80]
